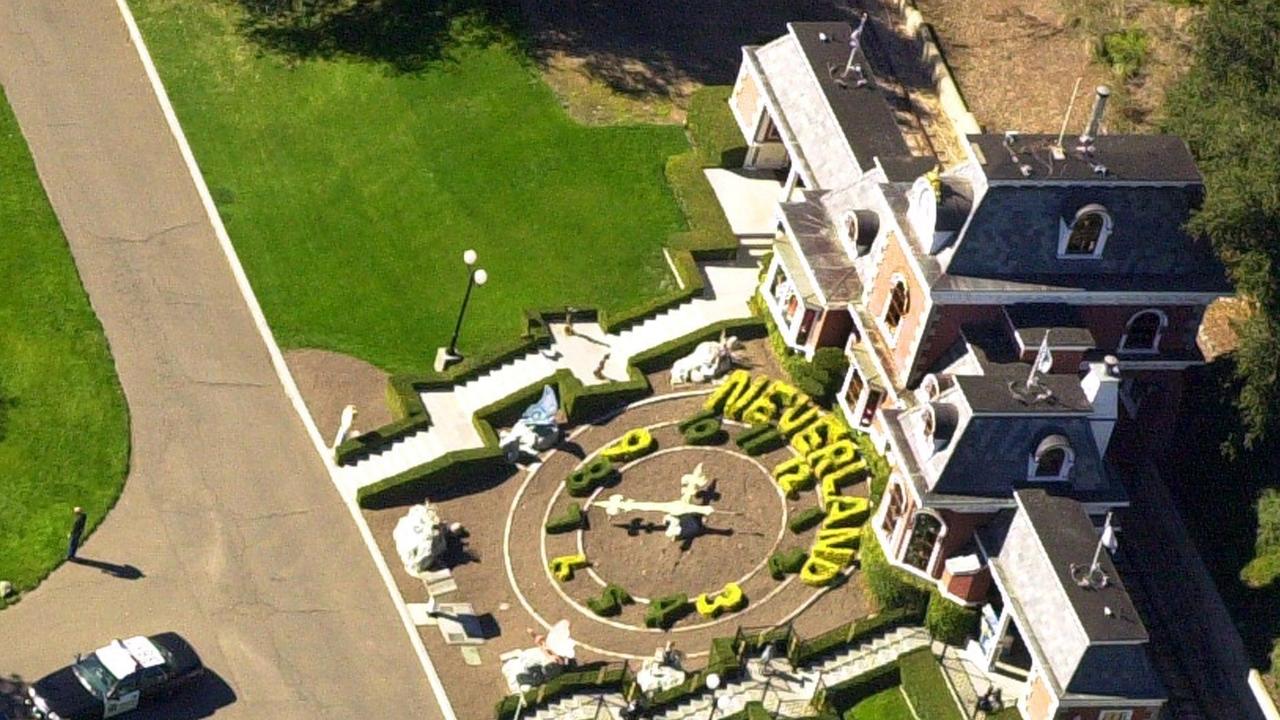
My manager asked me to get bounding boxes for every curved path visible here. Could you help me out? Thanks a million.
[0,2,441,718]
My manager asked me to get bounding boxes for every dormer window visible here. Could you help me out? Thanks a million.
[884,276,910,338]
[838,210,880,258]
[1120,309,1167,353]
[921,402,958,454]
[1029,434,1075,481]
[1058,204,1112,259]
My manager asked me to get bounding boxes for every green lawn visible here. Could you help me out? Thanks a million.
[0,90,130,600]
[899,648,965,720]
[844,687,914,719]
[129,0,697,374]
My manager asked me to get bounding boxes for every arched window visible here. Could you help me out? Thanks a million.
[904,511,944,572]
[1028,434,1074,481]
[1120,309,1167,353]
[1059,204,1113,258]
[884,277,910,336]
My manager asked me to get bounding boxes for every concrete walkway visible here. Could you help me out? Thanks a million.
[0,2,440,717]
[336,260,761,494]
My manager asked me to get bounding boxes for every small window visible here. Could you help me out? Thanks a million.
[1120,309,1166,353]
[861,388,884,427]
[1029,434,1074,481]
[845,367,866,410]
[1099,712,1134,720]
[882,481,907,535]
[1059,204,1112,258]
[760,114,782,143]
[884,278,910,335]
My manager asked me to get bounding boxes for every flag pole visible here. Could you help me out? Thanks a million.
[1091,511,1113,574]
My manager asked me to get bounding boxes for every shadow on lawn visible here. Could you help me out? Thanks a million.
[1159,359,1280,672]
[235,0,524,72]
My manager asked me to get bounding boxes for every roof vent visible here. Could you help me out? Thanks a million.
[1078,85,1111,146]
[818,32,830,42]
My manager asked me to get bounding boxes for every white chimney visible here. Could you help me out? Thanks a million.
[1079,85,1111,146]
[1081,355,1121,455]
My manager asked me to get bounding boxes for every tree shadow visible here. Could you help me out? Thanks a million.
[235,0,524,73]
[69,557,145,580]
[1159,359,1280,671]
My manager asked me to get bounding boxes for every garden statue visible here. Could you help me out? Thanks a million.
[331,404,357,450]
[670,331,745,385]
[501,621,578,691]
[499,385,562,462]
[392,502,446,576]
[636,643,687,693]
[598,464,719,541]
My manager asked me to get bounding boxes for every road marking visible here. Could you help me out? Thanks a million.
[112,2,456,717]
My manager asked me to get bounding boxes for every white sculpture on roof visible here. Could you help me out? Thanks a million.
[670,332,745,385]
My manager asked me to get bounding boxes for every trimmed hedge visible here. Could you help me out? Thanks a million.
[768,548,808,580]
[739,426,785,456]
[860,523,930,613]
[925,591,980,646]
[545,503,585,534]
[823,662,903,712]
[789,605,924,667]
[682,416,724,445]
[566,457,616,498]
[644,593,691,629]
[789,507,826,534]
[600,428,656,463]
[899,648,964,720]
[492,662,630,720]
[678,408,720,432]
[586,584,634,617]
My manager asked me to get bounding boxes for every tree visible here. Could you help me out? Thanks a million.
[1164,0,1280,448]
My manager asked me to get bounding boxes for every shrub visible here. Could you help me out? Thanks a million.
[789,507,826,534]
[679,407,720,431]
[549,553,588,582]
[695,582,745,618]
[566,456,616,497]
[925,591,979,645]
[735,423,773,446]
[861,526,929,612]
[773,456,816,497]
[1097,28,1149,80]
[601,428,656,463]
[586,584,634,617]
[740,426,785,456]
[768,548,808,580]
[645,593,691,629]
[546,503,585,534]
[682,416,724,445]
[823,661,902,711]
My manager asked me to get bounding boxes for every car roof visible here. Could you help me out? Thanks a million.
[94,636,166,678]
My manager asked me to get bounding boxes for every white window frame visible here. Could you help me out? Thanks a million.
[1027,440,1075,482]
[1057,203,1113,259]
[1119,308,1168,354]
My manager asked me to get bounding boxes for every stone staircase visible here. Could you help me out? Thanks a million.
[333,260,760,496]
[519,626,929,720]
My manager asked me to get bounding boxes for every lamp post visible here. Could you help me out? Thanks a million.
[705,673,722,720]
[436,249,487,371]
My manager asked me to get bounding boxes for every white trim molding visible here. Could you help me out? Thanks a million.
[1058,203,1113,259]
[1119,308,1168,354]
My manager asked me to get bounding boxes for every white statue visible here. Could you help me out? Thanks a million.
[332,404,357,450]
[393,503,446,576]
[499,385,562,462]
[670,332,745,385]
[501,621,578,691]
[598,463,717,541]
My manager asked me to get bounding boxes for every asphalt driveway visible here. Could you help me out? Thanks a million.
[0,1,441,717]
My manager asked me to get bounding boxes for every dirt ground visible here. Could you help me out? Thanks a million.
[285,348,392,441]
[361,361,870,719]
[914,0,1198,133]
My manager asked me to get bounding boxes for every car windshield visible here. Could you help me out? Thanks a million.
[72,655,117,697]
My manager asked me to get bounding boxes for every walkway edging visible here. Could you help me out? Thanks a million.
[111,2,458,717]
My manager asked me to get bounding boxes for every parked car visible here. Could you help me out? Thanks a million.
[27,633,203,719]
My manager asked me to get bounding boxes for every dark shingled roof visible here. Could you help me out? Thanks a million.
[1014,490,1149,644]
[788,22,920,174]
[1068,645,1166,699]
[942,185,1231,294]
[779,195,862,304]
[1004,304,1097,350]
[954,374,1092,415]
[930,417,1122,502]
[968,133,1201,184]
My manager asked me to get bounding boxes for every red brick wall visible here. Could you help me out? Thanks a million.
[909,305,1006,382]
[815,308,854,350]
[867,233,931,382]
[932,510,994,580]
[1079,305,1204,354]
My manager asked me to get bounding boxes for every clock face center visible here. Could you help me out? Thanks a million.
[577,447,787,600]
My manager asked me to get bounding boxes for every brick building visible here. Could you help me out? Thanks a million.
[725,20,1233,720]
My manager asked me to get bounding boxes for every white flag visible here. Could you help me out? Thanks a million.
[1034,331,1053,374]
[1101,515,1119,554]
